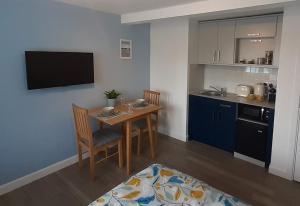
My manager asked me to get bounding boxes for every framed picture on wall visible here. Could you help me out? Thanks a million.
[120,39,132,59]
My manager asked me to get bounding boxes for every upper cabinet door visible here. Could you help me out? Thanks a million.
[218,21,235,65]
[198,22,218,64]
[235,16,277,38]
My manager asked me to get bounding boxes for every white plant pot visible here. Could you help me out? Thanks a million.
[107,98,117,107]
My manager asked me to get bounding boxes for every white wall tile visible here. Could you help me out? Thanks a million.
[203,65,278,93]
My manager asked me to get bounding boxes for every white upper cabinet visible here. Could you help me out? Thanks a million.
[198,21,235,64]
[218,21,235,65]
[198,22,218,64]
[195,14,282,67]
[235,16,277,38]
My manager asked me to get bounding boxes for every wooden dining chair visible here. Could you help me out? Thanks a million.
[133,90,160,155]
[72,104,123,180]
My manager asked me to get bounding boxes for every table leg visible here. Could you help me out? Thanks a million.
[146,114,155,159]
[122,123,126,165]
[126,120,132,175]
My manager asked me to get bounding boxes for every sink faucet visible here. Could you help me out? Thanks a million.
[210,86,221,92]
[209,86,227,96]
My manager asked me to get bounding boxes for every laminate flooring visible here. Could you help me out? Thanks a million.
[1,134,300,206]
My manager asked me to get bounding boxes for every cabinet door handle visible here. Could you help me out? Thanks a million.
[218,50,221,62]
[261,108,265,121]
[213,50,216,63]
[257,130,263,134]
[212,111,215,121]
[250,39,262,43]
[247,33,260,37]
[220,104,231,108]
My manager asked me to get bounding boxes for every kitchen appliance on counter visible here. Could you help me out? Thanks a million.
[254,83,265,101]
[236,85,253,97]
[267,84,276,103]
[235,103,274,167]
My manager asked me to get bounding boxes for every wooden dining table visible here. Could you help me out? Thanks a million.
[88,103,161,175]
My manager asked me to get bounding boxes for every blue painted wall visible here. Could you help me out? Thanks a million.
[0,0,150,185]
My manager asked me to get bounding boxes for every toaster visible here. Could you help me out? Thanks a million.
[236,85,253,97]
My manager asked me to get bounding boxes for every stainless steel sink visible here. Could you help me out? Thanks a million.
[200,90,222,96]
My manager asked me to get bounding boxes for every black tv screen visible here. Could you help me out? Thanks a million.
[25,51,94,90]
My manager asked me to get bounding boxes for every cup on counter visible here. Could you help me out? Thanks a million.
[265,51,273,65]
[257,57,266,65]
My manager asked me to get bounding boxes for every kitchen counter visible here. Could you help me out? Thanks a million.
[189,91,275,109]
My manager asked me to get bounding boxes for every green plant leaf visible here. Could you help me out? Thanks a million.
[104,89,121,99]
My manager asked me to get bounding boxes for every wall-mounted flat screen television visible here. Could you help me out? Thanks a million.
[25,51,94,90]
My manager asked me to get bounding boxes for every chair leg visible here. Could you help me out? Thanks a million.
[105,148,108,158]
[89,151,95,181]
[154,125,158,147]
[77,143,83,170]
[137,129,142,156]
[146,115,155,159]
[122,123,127,162]
[118,140,123,168]
[100,122,104,130]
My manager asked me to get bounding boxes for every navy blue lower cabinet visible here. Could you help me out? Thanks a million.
[214,101,237,152]
[188,95,216,146]
[188,95,237,153]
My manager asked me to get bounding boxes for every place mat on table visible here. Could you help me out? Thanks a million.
[96,111,128,120]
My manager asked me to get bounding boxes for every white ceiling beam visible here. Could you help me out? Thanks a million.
[121,0,296,24]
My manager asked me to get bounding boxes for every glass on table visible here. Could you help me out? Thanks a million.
[128,103,133,114]
[119,95,125,106]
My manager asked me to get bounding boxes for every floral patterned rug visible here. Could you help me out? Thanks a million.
[89,164,250,206]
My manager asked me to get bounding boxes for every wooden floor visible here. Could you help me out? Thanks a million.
[1,134,300,206]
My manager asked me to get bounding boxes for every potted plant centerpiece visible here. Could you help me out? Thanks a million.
[104,89,121,107]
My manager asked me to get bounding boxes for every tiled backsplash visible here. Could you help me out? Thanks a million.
[203,65,278,93]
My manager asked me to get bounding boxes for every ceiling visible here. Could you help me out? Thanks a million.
[55,0,203,15]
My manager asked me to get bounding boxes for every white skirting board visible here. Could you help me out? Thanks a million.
[0,153,89,196]
[234,152,265,167]
[158,126,187,142]
[269,166,293,180]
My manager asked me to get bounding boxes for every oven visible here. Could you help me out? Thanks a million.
[235,104,272,167]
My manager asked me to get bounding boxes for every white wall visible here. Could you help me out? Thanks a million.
[269,4,300,180]
[150,18,189,141]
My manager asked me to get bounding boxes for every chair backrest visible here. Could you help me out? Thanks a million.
[144,90,160,106]
[72,104,93,144]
